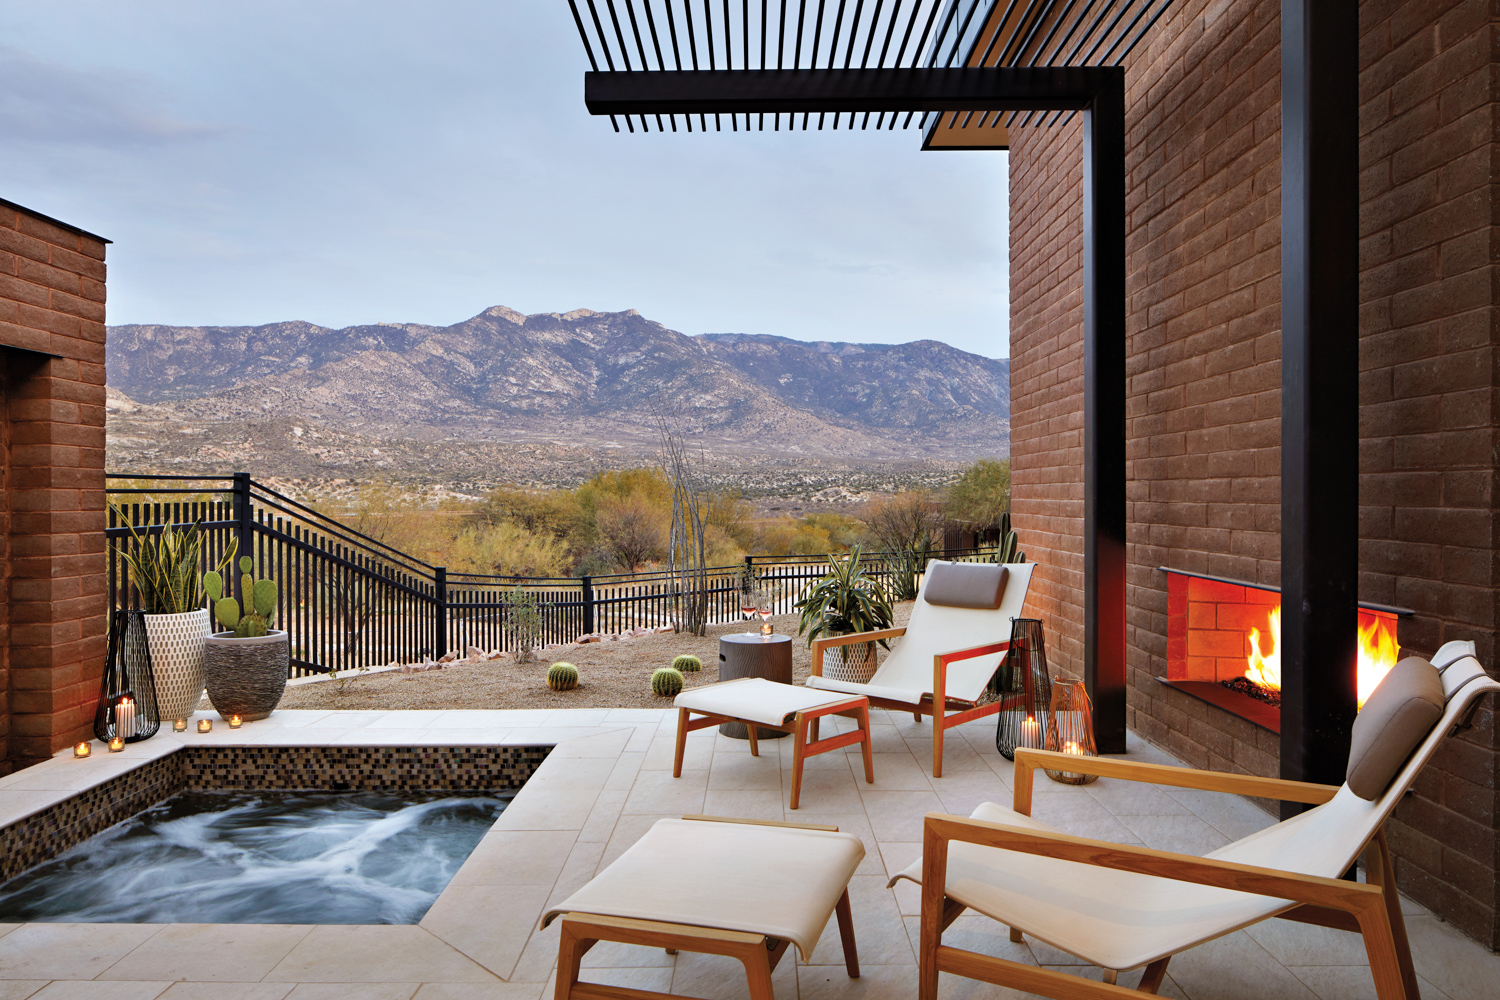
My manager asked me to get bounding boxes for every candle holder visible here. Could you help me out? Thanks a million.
[94,610,161,745]
[108,736,125,752]
[173,718,188,733]
[228,715,243,729]
[760,621,773,637]
[1042,680,1098,785]
[197,719,213,733]
[73,742,92,758]
[993,618,1054,760]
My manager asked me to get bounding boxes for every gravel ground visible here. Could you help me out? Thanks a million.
[274,604,914,712]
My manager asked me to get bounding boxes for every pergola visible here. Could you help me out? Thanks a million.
[562,0,1359,797]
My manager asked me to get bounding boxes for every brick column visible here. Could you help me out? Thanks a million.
[0,198,109,774]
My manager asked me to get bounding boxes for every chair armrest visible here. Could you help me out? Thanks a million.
[921,812,1383,916]
[1010,749,1340,816]
[931,640,1012,706]
[811,627,907,677]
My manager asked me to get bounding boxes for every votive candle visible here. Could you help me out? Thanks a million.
[107,735,125,752]
[73,741,91,758]
[173,718,188,732]
[228,714,243,729]
[197,718,213,733]
[1021,715,1040,749]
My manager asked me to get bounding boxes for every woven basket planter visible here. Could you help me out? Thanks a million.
[203,630,289,721]
[823,635,878,684]
[145,609,212,720]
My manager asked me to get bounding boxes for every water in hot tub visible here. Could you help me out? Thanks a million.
[0,790,509,924]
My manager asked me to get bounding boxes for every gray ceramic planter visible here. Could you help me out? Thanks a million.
[203,630,289,721]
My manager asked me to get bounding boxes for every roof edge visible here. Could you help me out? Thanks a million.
[0,196,112,244]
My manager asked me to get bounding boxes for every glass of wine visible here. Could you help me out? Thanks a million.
[757,593,774,637]
[740,593,757,634]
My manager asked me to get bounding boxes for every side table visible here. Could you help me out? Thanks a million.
[717,633,793,739]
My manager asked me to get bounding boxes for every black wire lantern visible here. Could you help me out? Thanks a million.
[93,610,161,743]
[992,618,1053,761]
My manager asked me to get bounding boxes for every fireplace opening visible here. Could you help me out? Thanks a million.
[1160,570,1409,732]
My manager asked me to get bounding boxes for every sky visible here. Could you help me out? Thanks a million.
[0,1,1010,357]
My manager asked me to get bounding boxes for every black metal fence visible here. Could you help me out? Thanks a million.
[107,473,997,677]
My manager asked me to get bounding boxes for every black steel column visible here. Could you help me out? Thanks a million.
[1083,68,1128,754]
[1280,0,1359,812]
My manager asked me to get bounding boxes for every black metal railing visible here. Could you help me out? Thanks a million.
[107,473,997,676]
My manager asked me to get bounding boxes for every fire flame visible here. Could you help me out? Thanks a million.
[1357,616,1399,709]
[1246,608,1281,692]
[1244,607,1400,709]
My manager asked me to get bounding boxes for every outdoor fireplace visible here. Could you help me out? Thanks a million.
[1160,570,1408,733]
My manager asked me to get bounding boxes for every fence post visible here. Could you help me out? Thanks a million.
[743,554,753,587]
[434,566,448,659]
[232,472,253,602]
[581,576,595,635]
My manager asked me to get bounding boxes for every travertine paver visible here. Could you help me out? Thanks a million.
[0,707,1496,1000]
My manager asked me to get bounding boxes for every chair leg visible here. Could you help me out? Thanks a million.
[914,711,922,723]
[857,703,875,784]
[740,939,777,1000]
[746,721,760,757]
[1102,970,1117,986]
[1009,927,1023,943]
[790,713,808,811]
[1371,831,1421,1000]
[1355,898,1412,1000]
[1137,958,1170,994]
[673,708,689,778]
[835,886,860,978]
[932,711,945,778]
[555,920,588,1000]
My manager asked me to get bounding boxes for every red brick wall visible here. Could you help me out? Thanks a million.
[0,199,109,774]
[1008,0,1500,948]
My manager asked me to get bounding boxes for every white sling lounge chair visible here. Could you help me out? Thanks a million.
[806,560,1035,777]
[892,641,1498,1000]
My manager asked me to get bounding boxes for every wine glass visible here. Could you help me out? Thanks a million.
[740,593,757,634]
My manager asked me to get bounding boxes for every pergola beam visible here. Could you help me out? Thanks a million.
[584,67,1113,115]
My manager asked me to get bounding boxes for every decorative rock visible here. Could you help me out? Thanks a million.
[439,651,457,663]
[466,645,485,659]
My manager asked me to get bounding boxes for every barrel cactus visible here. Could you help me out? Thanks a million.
[547,661,579,691]
[671,654,702,673]
[651,667,684,697]
[205,556,277,638]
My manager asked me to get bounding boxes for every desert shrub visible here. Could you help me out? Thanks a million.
[943,459,1011,529]
[447,522,569,577]
[861,491,941,599]
[508,587,544,663]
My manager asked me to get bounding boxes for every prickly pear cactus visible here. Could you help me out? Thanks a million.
[206,555,278,637]
[671,654,702,673]
[651,667,684,697]
[547,662,579,692]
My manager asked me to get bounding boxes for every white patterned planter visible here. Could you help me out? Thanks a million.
[824,636,878,684]
[144,609,212,719]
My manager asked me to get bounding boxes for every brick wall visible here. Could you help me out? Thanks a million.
[0,198,110,774]
[1007,0,1500,948]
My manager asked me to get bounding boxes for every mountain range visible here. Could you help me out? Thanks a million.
[105,306,1010,490]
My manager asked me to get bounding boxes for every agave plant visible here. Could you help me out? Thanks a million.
[113,513,231,615]
[794,546,895,648]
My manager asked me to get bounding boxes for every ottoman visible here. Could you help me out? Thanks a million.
[673,677,875,809]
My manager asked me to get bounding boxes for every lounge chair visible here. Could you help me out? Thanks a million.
[806,559,1036,777]
[892,641,1498,1000]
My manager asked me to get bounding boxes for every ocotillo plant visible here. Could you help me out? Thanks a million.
[205,556,278,637]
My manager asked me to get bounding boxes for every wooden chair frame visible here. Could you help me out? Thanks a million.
[554,816,860,1000]
[812,628,1011,777]
[673,697,874,808]
[918,748,1418,1000]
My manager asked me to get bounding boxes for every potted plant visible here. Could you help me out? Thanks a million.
[794,546,895,684]
[115,517,226,720]
[202,556,289,721]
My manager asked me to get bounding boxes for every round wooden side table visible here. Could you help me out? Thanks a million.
[717,633,794,739]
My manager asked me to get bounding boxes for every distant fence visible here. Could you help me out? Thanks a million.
[106,473,997,677]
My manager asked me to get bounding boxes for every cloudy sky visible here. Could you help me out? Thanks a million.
[0,1,1010,357]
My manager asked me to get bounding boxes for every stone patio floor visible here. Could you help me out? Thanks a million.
[0,706,1495,1000]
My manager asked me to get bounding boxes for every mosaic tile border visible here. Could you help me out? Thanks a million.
[0,745,550,884]
[183,745,552,792]
[0,754,185,883]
